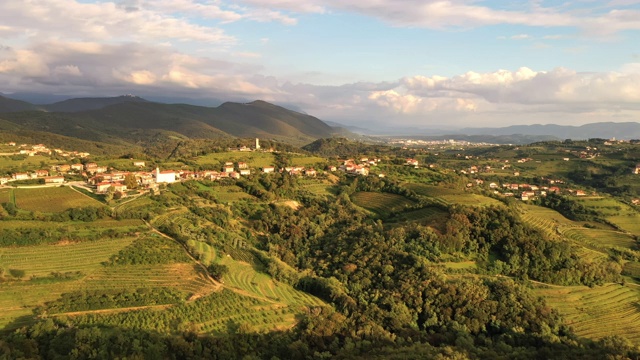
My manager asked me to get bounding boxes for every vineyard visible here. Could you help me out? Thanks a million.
[351,192,415,217]
[219,256,324,308]
[14,186,102,212]
[535,283,640,342]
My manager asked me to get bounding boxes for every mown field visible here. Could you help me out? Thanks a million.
[14,186,102,212]
[351,192,415,217]
[535,284,640,343]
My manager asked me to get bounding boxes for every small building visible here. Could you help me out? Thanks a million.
[44,176,65,184]
[71,163,84,171]
[12,172,29,180]
[405,158,419,167]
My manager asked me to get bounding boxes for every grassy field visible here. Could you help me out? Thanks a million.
[0,187,12,204]
[14,186,103,212]
[535,283,640,343]
[351,192,415,217]
[0,154,56,170]
[194,152,275,168]
[289,156,326,168]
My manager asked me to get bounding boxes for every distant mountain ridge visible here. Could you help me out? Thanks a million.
[460,122,640,140]
[0,95,337,146]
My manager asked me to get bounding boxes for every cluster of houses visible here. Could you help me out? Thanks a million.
[4,142,90,158]
[462,178,587,201]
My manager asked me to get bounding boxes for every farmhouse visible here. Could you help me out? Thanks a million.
[44,176,65,184]
[405,158,419,167]
[12,172,29,180]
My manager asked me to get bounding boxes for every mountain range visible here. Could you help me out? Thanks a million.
[0,95,337,149]
[0,94,638,151]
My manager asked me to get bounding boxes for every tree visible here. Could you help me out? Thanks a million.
[124,173,137,189]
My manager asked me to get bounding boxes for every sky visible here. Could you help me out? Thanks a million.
[1,0,640,129]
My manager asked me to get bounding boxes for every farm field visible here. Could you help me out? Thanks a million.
[404,183,501,206]
[0,187,12,203]
[218,256,324,308]
[535,283,640,343]
[194,152,275,168]
[0,154,56,170]
[575,197,640,235]
[14,186,102,212]
[0,237,136,329]
[351,191,415,217]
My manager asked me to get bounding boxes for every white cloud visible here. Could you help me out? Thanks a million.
[237,0,640,34]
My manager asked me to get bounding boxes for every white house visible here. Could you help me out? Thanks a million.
[155,168,176,183]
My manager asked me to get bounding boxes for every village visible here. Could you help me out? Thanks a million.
[1,140,638,204]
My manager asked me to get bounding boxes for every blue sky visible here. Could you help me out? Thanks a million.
[1,0,640,128]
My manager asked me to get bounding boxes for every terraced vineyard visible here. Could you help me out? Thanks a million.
[351,192,415,217]
[0,237,137,329]
[535,283,640,343]
[0,237,135,278]
[575,197,640,235]
[219,256,324,308]
[15,186,102,212]
[404,183,501,206]
[563,228,637,250]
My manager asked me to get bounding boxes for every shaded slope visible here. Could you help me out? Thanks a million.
[43,95,149,112]
[0,95,42,113]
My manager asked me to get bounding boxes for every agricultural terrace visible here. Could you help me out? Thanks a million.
[0,237,135,328]
[351,192,415,217]
[575,197,640,235]
[194,183,254,203]
[14,187,102,212]
[59,289,317,335]
[194,151,275,168]
[405,183,502,207]
[535,284,640,343]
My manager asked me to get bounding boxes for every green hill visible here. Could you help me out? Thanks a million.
[43,95,149,112]
[0,95,42,113]
[0,98,336,146]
